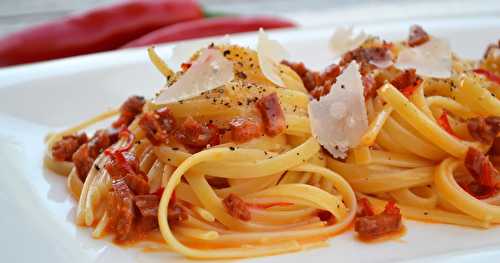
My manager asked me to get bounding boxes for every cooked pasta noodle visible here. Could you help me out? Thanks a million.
[43,26,500,259]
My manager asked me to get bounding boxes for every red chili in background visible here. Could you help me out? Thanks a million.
[474,68,500,85]
[0,0,203,67]
[122,16,296,48]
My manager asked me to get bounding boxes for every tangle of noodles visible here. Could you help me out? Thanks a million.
[43,27,500,259]
[44,43,356,258]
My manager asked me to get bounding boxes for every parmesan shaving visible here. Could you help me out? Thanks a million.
[169,36,230,70]
[154,48,234,105]
[395,37,451,78]
[329,26,368,58]
[257,28,289,87]
[309,62,368,158]
[369,56,393,69]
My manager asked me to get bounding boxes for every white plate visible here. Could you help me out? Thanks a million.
[1,16,500,263]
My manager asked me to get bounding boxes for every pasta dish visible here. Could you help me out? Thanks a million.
[44,26,500,259]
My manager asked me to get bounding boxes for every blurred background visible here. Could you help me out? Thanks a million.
[1,0,498,36]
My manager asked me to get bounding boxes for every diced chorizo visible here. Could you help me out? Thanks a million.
[134,216,159,236]
[390,69,419,91]
[281,60,308,77]
[134,194,160,217]
[303,64,341,99]
[72,144,93,181]
[467,116,500,144]
[256,93,286,136]
[464,147,500,188]
[309,85,331,99]
[105,152,149,195]
[229,117,263,143]
[139,107,176,146]
[408,25,430,47]
[461,181,496,200]
[51,133,88,161]
[362,74,378,100]
[108,178,135,242]
[72,129,114,180]
[340,46,391,74]
[176,116,220,149]
[303,71,322,92]
[281,60,321,91]
[354,200,402,239]
[282,60,340,98]
[357,197,375,217]
[125,173,150,195]
[105,152,139,179]
[206,176,230,189]
[223,193,251,221]
[281,60,319,92]
[88,129,116,158]
[316,210,336,225]
[112,95,145,128]
[321,64,341,82]
[490,137,500,156]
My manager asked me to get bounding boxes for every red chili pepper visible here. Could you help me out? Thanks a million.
[401,78,422,97]
[115,130,135,155]
[169,190,177,207]
[437,111,458,137]
[104,129,135,158]
[104,130,136,175]
[154,187,165,198]
[247,202,293,210]
[0,0,203,67]
[122,16,296,48]
[474,68,500,85]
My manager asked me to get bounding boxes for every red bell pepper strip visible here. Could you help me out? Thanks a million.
[0,0,203,67]
[122,16,296,48]
[474,68,500,85]
[437,111,458,137]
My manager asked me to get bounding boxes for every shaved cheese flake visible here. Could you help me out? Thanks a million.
[329,26,368,58]
[395,37,451,78]
[169,36,230,69]
[370,56,393,69]
[309,62,368,158]
[154,48,234,105]
[257,29,289,87]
